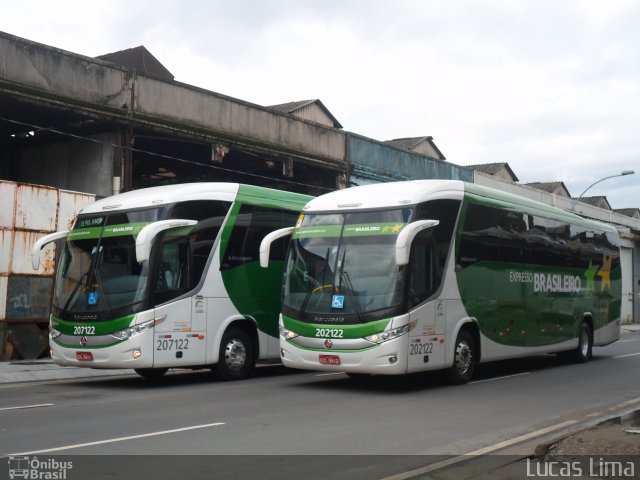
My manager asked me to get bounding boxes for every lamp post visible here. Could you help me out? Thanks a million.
[577,170,635,199]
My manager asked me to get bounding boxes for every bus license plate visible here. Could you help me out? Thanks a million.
[76,351,93,361]
[319,354,340,365]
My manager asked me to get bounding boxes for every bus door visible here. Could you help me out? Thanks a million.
[152,238,207,367]
[406,231,447,371]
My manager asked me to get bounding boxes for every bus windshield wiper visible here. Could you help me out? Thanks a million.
[337,250,363,322]
[61,269,89,317]
[62,243,103,318]
[299,247,332,317]
[92,266,111,318]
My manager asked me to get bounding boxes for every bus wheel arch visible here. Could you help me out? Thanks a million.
[212,320,257,380]
[447,322,480,385]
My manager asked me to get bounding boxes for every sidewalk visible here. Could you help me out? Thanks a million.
[1,324,638,385]
[0,360,136,384]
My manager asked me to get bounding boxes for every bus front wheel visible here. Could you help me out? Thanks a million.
[447,329,477,385]
[213,327,255,380]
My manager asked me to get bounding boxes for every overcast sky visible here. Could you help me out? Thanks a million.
[3,0,639,208]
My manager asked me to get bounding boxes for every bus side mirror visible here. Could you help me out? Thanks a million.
[135,219,197,263]
[259,227,294,268]
[395,220,440,266]
[31,231,69,270]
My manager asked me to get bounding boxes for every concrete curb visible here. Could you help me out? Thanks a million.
[0,359,135,384]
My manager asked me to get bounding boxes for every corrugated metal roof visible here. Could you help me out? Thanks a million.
[525,181,571,197]
[615,208,640,218]
[96,46,174,80]
[575,196,612,210]
[463,162,519,182]
[383,136,446,161]
[268,99,342,128]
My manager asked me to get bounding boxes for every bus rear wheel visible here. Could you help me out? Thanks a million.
[447,329,477,384]
[213,327,255,381]
[560,322,592,363]
[134,368,168,381]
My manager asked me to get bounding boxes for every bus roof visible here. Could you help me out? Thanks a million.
[82,183,311,214]
[302,180,466,211]
[302,180,617,232]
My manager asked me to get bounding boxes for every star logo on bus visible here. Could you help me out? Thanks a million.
[324,339,333,349]
[391,224,403,233]
[584,260,599,293]
[597,255,613,292]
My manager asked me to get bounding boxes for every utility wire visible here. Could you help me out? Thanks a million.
[0,116,335,192]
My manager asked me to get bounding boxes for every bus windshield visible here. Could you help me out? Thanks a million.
[53,209,162,321]
[282,208,413,322]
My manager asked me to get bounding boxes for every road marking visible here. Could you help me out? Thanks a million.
[7,422,225,456]
[614,352,640,358]
[315,372,345,377]
[0,403,54,412]
[470,372,530,384]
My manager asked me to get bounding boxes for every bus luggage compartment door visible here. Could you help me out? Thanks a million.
[152,296,206,367]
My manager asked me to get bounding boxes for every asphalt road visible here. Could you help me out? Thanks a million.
[1,332,639,479]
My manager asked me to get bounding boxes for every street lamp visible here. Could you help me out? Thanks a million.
[577,170,635,199]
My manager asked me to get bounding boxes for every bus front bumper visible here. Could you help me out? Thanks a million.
[280,335,409,375]
[50,330,155,369]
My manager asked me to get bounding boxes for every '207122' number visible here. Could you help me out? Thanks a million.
[156,339,189,351]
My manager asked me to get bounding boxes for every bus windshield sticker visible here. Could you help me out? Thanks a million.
[87,291,99,306]
[331,295,345,309]
[292,223,406,239]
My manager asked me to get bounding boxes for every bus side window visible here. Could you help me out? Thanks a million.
[221,204,298,270]
[154,239,190,304]
[168,200,230,288]
[458,203,499,268]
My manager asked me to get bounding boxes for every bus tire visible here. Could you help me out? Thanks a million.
[573,322,593,363]
[134,368,168,380]
[213,327,255,380]
[447,329,477,384]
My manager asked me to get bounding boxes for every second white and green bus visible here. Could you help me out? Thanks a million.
[260,180,622,383]
[32,183,312,380]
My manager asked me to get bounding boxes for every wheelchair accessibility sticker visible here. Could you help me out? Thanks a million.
[331,295,345,309]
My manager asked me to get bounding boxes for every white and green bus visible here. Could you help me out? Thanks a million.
[260,180,622,383]
[32,183,312,380]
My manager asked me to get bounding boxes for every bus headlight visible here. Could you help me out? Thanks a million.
[49,328,62,339]
[111,318,156,340]
[365,325,410,344]
[279,324,299,340]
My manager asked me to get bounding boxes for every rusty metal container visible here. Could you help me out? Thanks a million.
[0,180,95,359]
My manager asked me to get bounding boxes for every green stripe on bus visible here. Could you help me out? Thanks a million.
[293,223,406,239]
[282,315,392,339]
[51,314,135,336]
[68,222,150,240]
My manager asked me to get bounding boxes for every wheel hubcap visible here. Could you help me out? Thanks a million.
[580,329,589,357]
[455,341,472,375]
[224,338,247,371]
